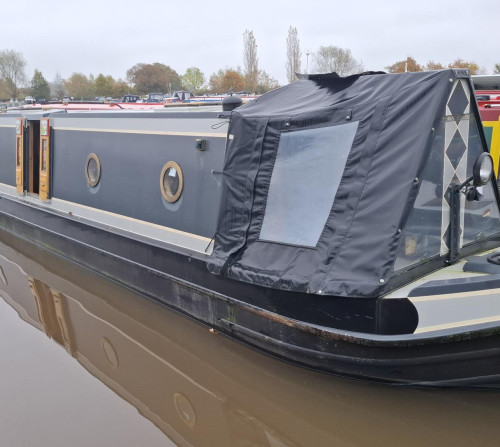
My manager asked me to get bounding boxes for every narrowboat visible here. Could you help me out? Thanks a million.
[1,69,500,388]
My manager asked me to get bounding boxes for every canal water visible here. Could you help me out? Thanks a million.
[0,232,499,447]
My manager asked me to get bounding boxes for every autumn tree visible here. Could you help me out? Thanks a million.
[30,70,50,100]
[208,70,223,93]
[425,60,445,71]
[0,49,27,99]
[64,73,94,99]
[385,57,423,73]
[243,30,259,93]
[285,26,301,83]
[256,70,280,94]
[448,58,481,75]
[181,67,205,94]
[209,68,245,93]
[313,46,363,76]
[126,63,181,95]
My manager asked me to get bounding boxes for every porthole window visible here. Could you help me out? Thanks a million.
[160,161,183,203]
[85,153,101,187]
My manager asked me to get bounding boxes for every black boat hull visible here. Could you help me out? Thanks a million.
[1,194,499,389]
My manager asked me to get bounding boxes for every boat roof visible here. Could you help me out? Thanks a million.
[472,74,500,91]
[2,102,225,116]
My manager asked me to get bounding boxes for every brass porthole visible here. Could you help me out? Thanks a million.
[160,161,183,203]
[85,153,101,187]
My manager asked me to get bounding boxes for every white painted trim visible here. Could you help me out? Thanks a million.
[0,183,213,256]
[410,287,500,302]
[414,315,500,334]
[52,126,227,138]
[409,285,500,334]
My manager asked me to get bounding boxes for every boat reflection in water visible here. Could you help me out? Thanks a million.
[0,231,499,447]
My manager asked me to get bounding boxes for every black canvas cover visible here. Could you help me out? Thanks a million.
[207,70,476,298]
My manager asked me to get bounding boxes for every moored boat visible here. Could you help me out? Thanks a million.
[474,75,500,183]
[1,69,500,387]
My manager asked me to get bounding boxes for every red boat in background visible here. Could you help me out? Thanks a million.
[20,100,167,112]
[474,75,500,177]
[5,91,255,112]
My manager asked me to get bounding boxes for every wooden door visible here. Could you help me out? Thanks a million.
[39,118,50,201]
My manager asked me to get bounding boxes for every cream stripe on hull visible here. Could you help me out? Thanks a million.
[414,314,500,334]
[385,257,500,334]
[52,127,227,138]
[410,287,500,302]
[409,287,500,334]
[0,183,213,257]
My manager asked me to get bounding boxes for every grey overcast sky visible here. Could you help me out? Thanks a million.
[1,0,498,86]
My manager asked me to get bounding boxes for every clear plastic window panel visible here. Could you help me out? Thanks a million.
[463,116,500,244]
[395,113,500,271]
[394,120,446,270]
[259,121,359,247]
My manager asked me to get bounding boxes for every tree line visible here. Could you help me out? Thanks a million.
[1,28,499,101]
[384,56,495,74]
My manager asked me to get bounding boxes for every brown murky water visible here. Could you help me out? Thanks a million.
[0,232,499,447]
